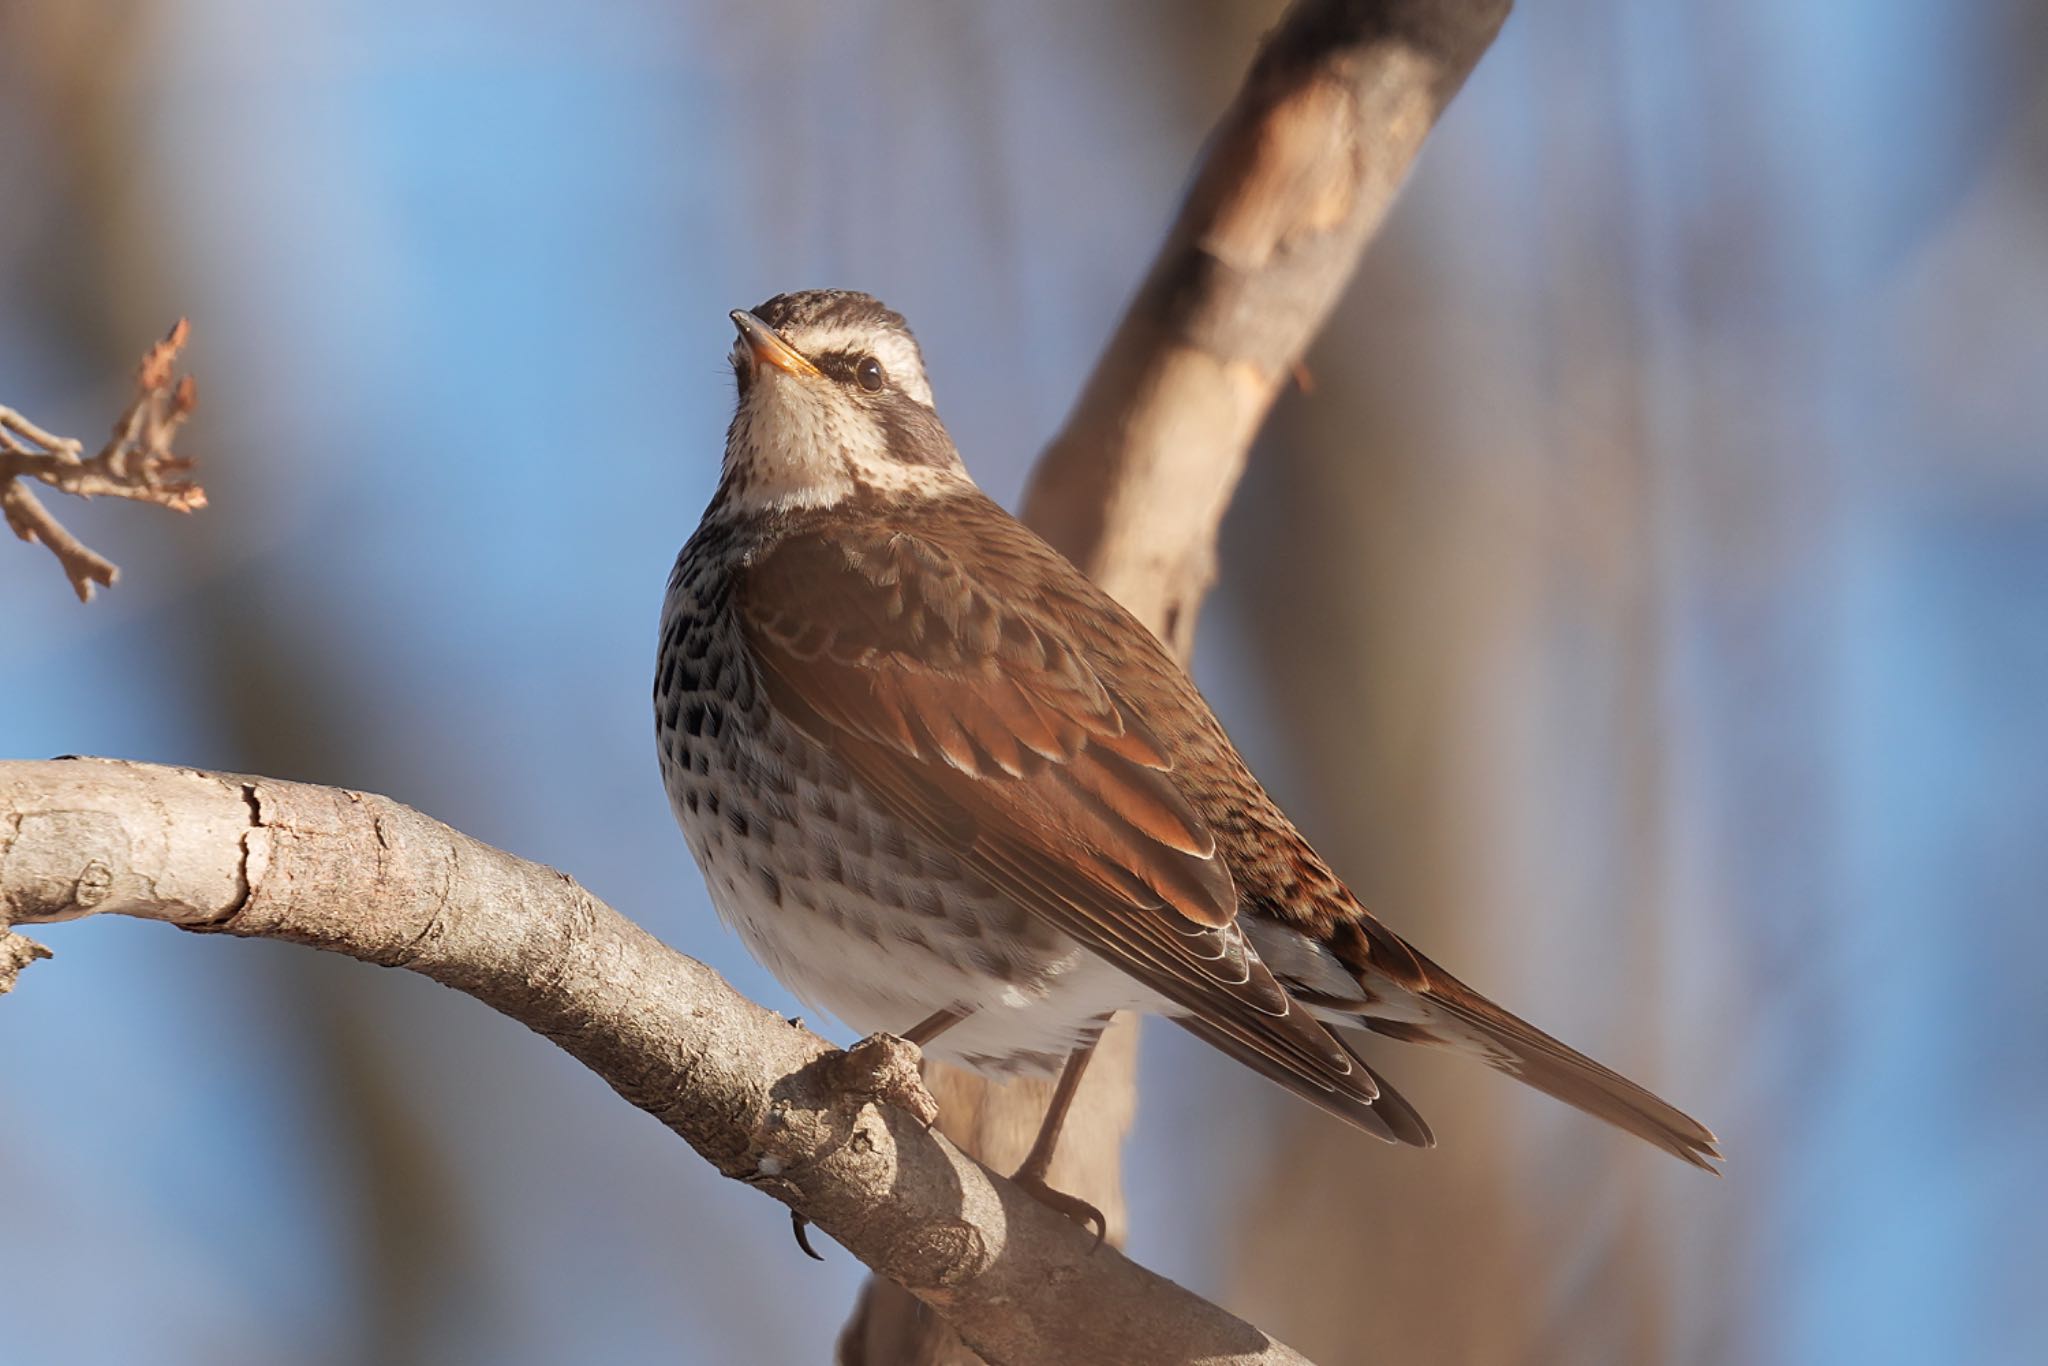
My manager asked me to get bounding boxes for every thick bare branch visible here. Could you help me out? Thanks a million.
[1025,0,1512,655]
[0,758,1308,1366]
[849,2,1512,1360]
[1,320,205,601]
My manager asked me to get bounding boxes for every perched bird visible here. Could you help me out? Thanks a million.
[656,289,1719,1229]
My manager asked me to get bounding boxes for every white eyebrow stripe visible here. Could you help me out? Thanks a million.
[786,325,934,407]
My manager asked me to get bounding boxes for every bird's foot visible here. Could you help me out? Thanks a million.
[831,1032,940,1129]
[1009,1168,1107,1252]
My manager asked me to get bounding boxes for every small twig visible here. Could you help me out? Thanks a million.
[1,319,205,601]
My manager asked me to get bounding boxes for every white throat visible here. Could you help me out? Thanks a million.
[721,372,969,515]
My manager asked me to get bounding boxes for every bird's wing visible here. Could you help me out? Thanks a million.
[737,524,1392,1130]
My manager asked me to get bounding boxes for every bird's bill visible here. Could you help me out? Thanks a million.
[730,310,822,378]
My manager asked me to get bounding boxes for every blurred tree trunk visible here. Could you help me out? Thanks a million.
[1222,18,1681,1358]
[1225,273,1547,1364]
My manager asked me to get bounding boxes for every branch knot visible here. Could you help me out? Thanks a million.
[0,930,53,994]
[830,1033,942,1129]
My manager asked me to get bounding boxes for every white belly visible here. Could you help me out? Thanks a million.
[697,843,1160,1073]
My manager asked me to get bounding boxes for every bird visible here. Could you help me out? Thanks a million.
[655,288,1720,1232]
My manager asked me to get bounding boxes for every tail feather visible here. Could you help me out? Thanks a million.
[1328,917,1722,1169]
[1384,984,1723,1171]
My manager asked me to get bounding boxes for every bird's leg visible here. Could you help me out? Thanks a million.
[1009,1035,1108,1249]
[900,1004,969,1048]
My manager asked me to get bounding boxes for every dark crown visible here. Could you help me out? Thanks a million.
[751,290,911,340]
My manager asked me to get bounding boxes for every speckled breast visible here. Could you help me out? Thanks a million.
[653,522,1143,1074]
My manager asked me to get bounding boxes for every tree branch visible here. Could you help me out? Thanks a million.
[0,758,1306,1366]
[846,1,1511,1359]
[1,320,205,601]
[1025,0,1512,654]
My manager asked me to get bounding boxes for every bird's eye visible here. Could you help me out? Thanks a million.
[856,355,886,392]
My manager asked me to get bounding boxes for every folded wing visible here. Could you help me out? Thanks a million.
[739,525,1416,1139]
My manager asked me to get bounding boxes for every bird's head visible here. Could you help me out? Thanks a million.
[719,290,968,516]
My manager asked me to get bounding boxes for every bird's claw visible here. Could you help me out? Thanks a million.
[789,1209,825,1261]
[1011,1170,1107,1252]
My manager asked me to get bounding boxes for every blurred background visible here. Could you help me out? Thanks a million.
[3,1,2044,1363]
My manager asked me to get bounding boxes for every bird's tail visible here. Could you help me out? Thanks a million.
[1340,923,1723,1170]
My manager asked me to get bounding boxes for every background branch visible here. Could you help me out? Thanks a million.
[0,758,1307,1366]
[843,1,1510,1360]
[0,319,204,601]
[1025,0,1513,655]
